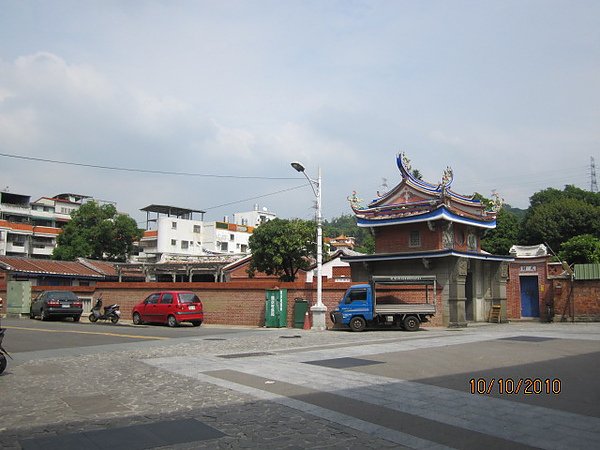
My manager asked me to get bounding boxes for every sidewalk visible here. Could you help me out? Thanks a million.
[1,322,599,449]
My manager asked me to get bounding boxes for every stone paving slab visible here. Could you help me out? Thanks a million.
[0,322,599,449]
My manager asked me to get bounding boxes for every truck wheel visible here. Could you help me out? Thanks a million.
[403,315,420,332]
[349,316,366,332]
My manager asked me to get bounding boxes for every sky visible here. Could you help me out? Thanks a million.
[1,0,599,227]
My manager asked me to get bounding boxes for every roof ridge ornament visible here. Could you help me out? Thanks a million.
[347,191,364,210]
[441,166,453,187]
[489,190,504,212]
[401,152,412,173]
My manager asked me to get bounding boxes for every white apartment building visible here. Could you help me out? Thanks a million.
[135,204,276,263]
[0,192,88,258]
[233,204,277,227]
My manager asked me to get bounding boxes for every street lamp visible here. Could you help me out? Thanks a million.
[291,161,326,330]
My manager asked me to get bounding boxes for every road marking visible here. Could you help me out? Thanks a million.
[2,325,168,340]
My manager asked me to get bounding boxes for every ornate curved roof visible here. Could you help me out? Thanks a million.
[349,153,500,229]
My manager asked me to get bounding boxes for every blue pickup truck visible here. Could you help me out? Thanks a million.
[330,275,437,332]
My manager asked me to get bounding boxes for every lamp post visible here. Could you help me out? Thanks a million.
[291,161,326,330]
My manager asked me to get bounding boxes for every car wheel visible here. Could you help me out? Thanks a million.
[191,320,202,327]
[110,316,119,324]
[132,312,143,325]
[88,314,98,323]
[403,315,420,332]
[167,315,178,328]
[29,309,35,319]
[349,316,366,332]
[73,315,81,322]
[40,308,48,321]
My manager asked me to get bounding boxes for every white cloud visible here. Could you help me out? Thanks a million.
[428,130,463,147]
[0,1,599,220]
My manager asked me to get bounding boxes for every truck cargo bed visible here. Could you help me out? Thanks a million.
[375,304,436,314]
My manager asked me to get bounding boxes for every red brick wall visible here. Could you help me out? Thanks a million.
[227,261,279,281]
[375,223,441,253]
[91,281,354,328]
[1,279,445,328]
[548,262,565,277]
[551,279,600,321]
[332,266,351,278]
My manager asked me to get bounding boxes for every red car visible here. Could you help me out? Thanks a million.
[132,291,203,327]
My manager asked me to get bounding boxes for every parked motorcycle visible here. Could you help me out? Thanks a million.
[0,320,12,375]
[88,296,121,324]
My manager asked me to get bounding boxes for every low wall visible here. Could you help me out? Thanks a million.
[551,279,600,322]
[94,281,353,329]
[1,280,444,328]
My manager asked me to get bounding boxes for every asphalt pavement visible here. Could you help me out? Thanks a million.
[0,321,599,449]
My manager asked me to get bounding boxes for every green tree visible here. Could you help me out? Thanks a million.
[248,218,316,281]
[529,185,600,209]
[519,195,600,251]
[559,234,600,264]
[53,201,142,261]
[481,208,521,255]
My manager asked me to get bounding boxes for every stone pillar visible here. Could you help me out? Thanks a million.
[492,262,509,323]
[448,257,468,327]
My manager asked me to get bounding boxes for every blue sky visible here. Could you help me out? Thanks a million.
[1,0,598,225]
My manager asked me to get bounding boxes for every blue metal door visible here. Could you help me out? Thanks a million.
[520,276,540,317]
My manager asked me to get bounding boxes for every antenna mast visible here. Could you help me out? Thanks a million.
[591,156,598,193]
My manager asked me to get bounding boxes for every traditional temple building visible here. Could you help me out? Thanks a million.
[342,153,513,327]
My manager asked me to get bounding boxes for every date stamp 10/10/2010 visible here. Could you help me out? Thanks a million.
[469,378,562,395]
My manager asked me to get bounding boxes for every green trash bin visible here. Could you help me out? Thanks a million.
[265,289,288,328]
[293,298,308,329]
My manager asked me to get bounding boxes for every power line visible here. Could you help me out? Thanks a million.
[0,152,300,181]
[134,183,310,226]
[204,184,308,210]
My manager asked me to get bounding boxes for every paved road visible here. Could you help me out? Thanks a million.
[1,322,599,449]
[0,317,250,353]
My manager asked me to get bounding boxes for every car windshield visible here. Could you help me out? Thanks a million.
[178,293,200,304]
[47,291,78,300]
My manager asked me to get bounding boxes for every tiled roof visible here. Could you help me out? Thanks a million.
[0,256,104,278]
[78,259,145,279]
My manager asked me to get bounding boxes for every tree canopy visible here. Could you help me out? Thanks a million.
[248,218,316,281]
[53,201,143,262]
[519,186,600,252]
[559,234,600,265]
[481,208,521,255]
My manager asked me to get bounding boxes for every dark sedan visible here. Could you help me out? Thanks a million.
[29,290,83,322]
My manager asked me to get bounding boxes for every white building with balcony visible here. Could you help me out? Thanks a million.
[134,204,276,263]
[0,192,89,258]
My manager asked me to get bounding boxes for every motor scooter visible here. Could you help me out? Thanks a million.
[88,296,121,324]
[0,319,12,375]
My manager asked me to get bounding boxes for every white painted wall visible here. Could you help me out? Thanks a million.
[305,257,350,282]
[155,217,204,256]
